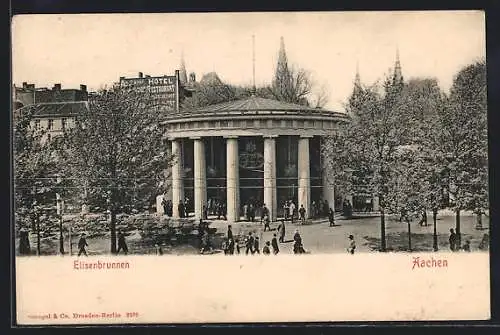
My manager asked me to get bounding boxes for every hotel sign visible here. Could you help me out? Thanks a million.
[119,75,178,111]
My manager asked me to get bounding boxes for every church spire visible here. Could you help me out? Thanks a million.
[393,47,403,85]
[354,60,361,88]
[179,50,188,85]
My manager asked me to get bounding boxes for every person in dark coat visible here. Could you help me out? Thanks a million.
[271,234,279,254]
[278,219,286,243]
[19,227,31,255]
[293,230,303,254]
[299,205,306,225]
[347,234,356,254]
[449,228,457,251]
[328,208,335,226]
[263,214,271,231]
[117,230,128,255]
[228,238,235,255]
[202,205,208,220]
[249,204,256,222]
[245,232,254,255]
[261,204,269,224]
[227,225,233,241]
[78,233,88,256]
[263,241,271,255]
[253,236,260,254]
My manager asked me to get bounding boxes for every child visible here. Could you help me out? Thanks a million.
[263,241,271,255]
[347,234,356,254]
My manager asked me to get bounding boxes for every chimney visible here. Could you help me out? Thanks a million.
[138,72,143,78]
[53,83,61,90]
[119,76,125,81]
[189,72,196,83]
[80,84,87,92]
[22,82,28,88]
[145,74,151,78]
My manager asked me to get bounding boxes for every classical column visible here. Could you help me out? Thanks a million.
[171,139,184,218]
[264,135,277,222]
[298,135,312,219]
[193,137,207,220]
[226,136,240,223]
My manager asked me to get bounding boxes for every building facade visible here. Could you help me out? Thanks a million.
[13,83,89,144]
[160,95,350,222]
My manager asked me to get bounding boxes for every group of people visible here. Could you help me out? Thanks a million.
[76,230,129,256]
[342,199,353,219]
[448,228,471,252]
[242,203,258,222]
[161,196,192,218]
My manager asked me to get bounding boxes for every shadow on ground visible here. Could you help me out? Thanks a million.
[362,232,481,252]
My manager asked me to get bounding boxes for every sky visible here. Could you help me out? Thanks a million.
[12,11,485,111]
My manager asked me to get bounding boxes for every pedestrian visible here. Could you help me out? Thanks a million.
[245,232,254,255]
[184,197,190,217]
[261,204,269,224]
[178,200,185,218]
[200,231,210,254]
[283,201,289,221]
[222,239,229,255]
[117,230,128,255]
[263,214,271,231]
[278,219,286,242]
[347,234,356,254]
[253,236,260,254]
[227,224,233,241]
[293,229,303,254]
[166,200,173,217]
[19,227,31,255]
[222,202,227,220]
[289,201,296,224]
[228,238,235,255]
[263,241,271,255]
[299,205,306,225]
[449,228,457,252]
[236,238,241,254]
[202,205,208,220]
[479,233,489,251]
[271,234,279,254]
[328,208,335,226]
[243,203,249,221]
[250,204,256,222]
[155,243,164,255]
[78,233,88,256]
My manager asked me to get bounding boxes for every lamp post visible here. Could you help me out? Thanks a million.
[56,193,65,255]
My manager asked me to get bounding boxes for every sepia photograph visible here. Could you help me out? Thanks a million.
[12,11,489,324]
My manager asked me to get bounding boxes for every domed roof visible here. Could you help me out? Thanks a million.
[181,95,338,116]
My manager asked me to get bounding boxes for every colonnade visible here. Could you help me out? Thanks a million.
[170,135,321,222]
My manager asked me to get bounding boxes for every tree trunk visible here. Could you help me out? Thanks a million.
[59,216,65,254]
[36,215,41,256]
[407,218,412,252]
[455,209,461,249]
[380,207,386,252]
[433,209,438,252]
[110,209,117,254]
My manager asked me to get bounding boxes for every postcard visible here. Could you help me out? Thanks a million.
[12,11,489,324]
